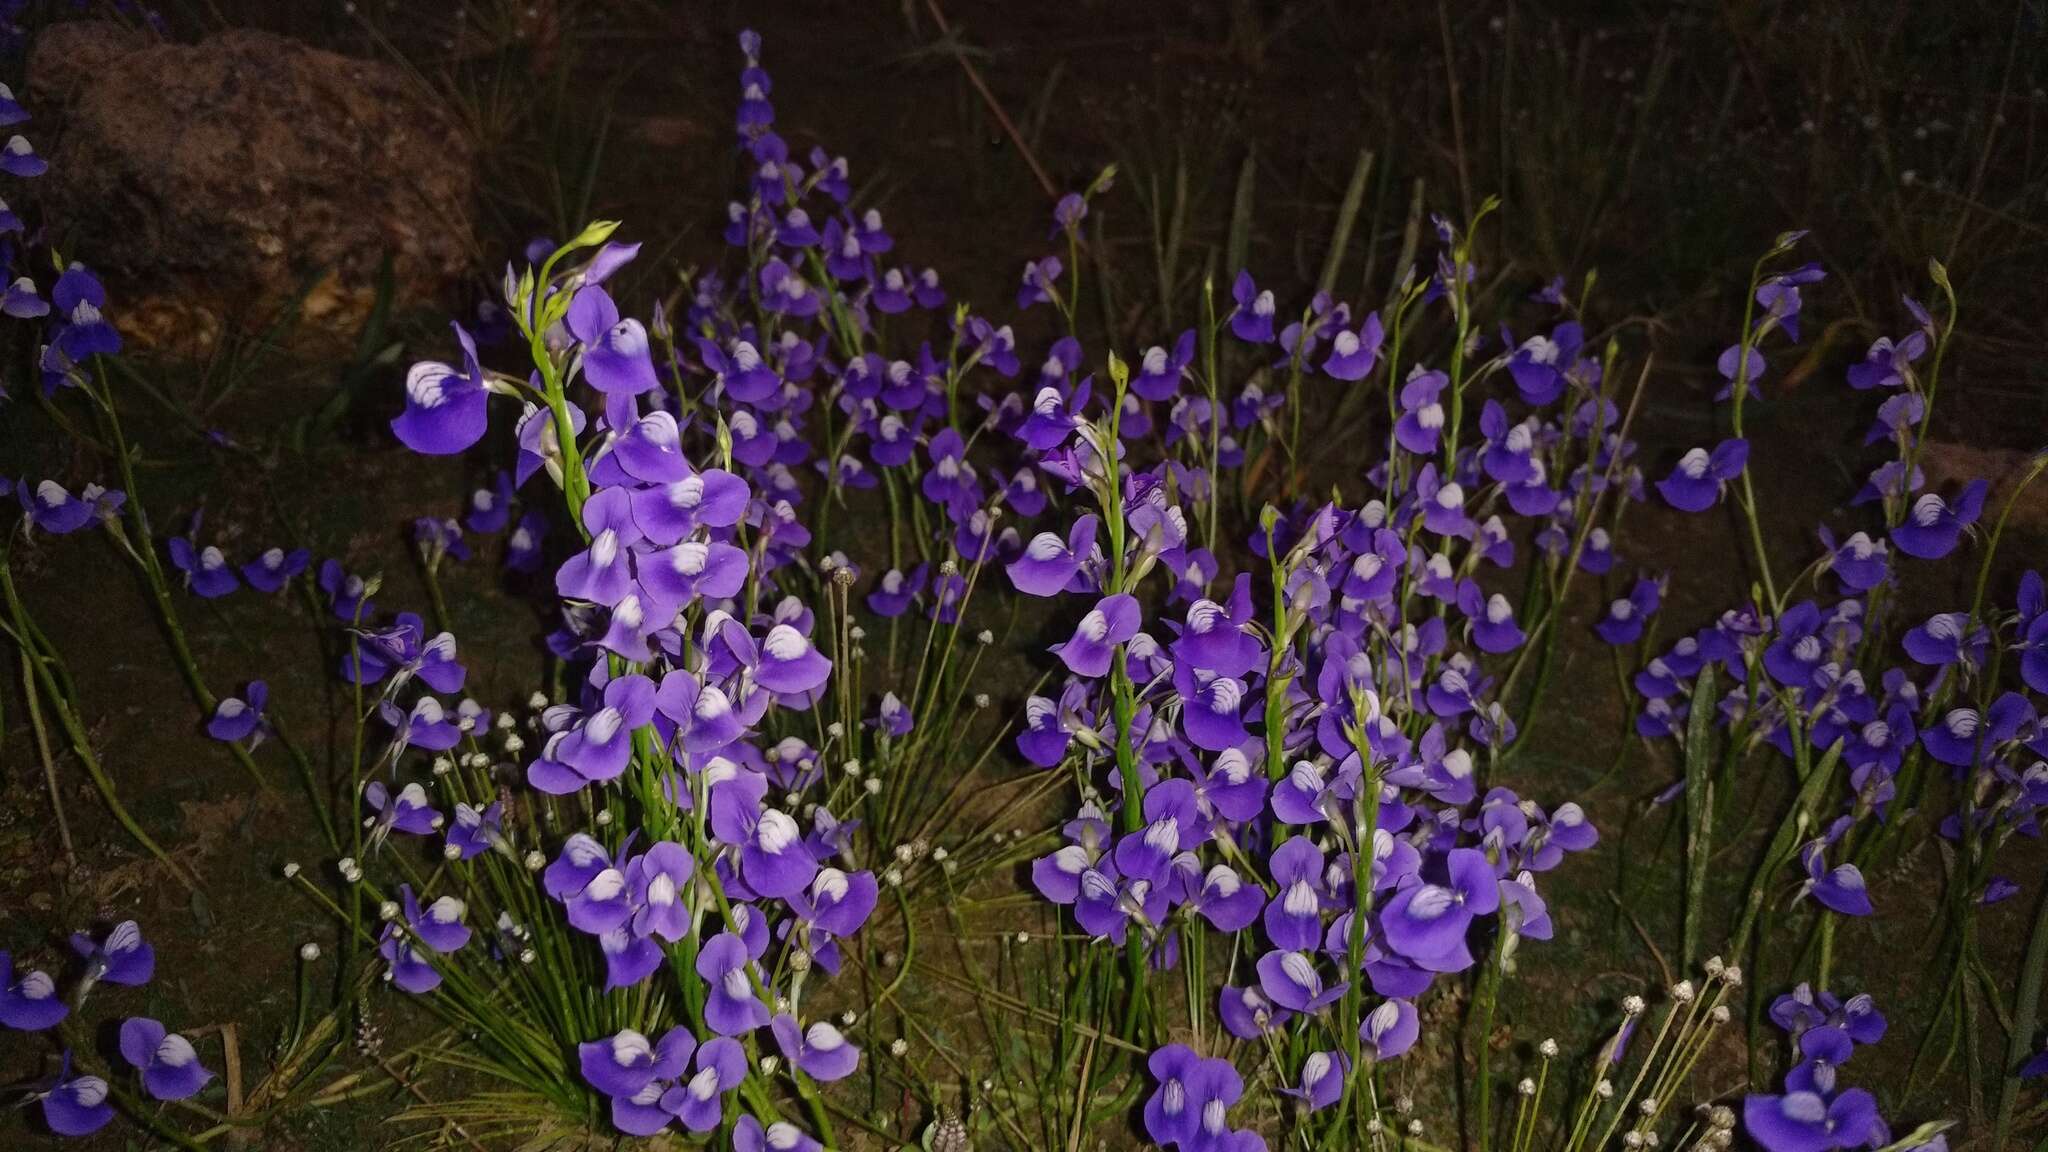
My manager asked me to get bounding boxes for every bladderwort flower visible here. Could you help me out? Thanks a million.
[0,950,67,1030]
[117,1016,214,1101]
[32,1051,113,1137]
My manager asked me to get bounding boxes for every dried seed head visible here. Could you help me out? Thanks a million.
[1596,1080,1615,1099]
[299,942,322,961]
[1623,1132,1645,1149]
[1721,966,1742,988]
[1711,1005,1731,1024]
[1623,995,1647,1016]
[524,850,547,872]
[379,901,400,922]
[1407,1120,1424,1137]
[1518,1078,1537,1097]
[282,862,301,879]
[1539,1038,1560,1058]
[1704,955,1725,978]
[889,1038,909,1057]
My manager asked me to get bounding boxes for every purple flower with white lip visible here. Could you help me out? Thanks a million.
[1017,255,1063,309]
[392,323,491,455]
[34,1052,112,1136]
[735,1116,826,1152]
[1798,842,1873,916]
[17,479,98,535]
[119,1016,214,1101]
[1847,327,1927,390]
[1902,612,1985,670]
[663,1035,747,1132]
[1361,996,1420,1061]
[1595,576,1663,646]
[1172,576,1263,677]
[380,695,463,752]
[1219,984,1293,1040]
[655,670,746,754]
[578,1026,690,1100]
[1263,836,1330,950]
[240,545,309,592]
[866,564,925,618]
[624,841,694,941]
[564,286,659,395]
[318,559,376,621]
[1133,331,1195,401]
[1890,479,1986,560]
[1178,668,1249,753]
[772,1014,860,1081]
[1257,948,1347,1013]
[444,801,506,861]
[0,951,67,1030]
[1743,1089,1887,1152]
[1381,847,1500,971]
[708,769,819,899]
[364,781,439,846]
[630,467,750,547]
[377,923,440,993]
[1656,439,1748,512]
[753,623,832,696]
[1460,583,1526,654]
[1393,369,1448,455]
[556,673,656,786]
[168,531,240,598]
[69,920,153,997]
[1144,1045,1240,1150]
[1322,311,1385,381]
[1009,513,1098,596]
[0,132,45,176]
[1054,593,1141,679]
[206,680,268,745]
[1230,270,1277,343]
[1820,528,1887,593]
[1277,1049,1348,1113]
[401,884,472,953]
[555,488,641,608]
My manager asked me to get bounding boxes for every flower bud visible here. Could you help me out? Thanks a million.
[299,942,322,961]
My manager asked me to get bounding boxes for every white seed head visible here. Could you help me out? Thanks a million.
[864,778,882,795]
[1539,1038,1560,1058]
[1596,1080,1615,1099]
[759,1056,781,1076]
[527,691,549,709]
[1721,966,1742,987]
[502,733,525,754]
[519,948,536,964]
[379,901,401,921]
[1518,1078,1537,1096]
[283,862,302,879]
[1623,995,1647,1016]
[524,850,547,872]
[299,942,322,961]
[889,1038,909,1057]
[595,808,614,826]
[883,866,903,887]
[1670,980,1696,1003]
[1711,1005,1731,1024]
[443,842,462,860]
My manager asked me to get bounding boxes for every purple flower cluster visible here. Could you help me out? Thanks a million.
[4,921,215,1136]
[1744,989,1915,1152]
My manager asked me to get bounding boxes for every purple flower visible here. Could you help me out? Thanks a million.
[377,923,440,993]
[1009,514,1098,596]
[1054,594,1142,678]
[0,951,67,1030]
[69,920,154,996]
[1890,480,1986,560]
[1461,584,1526,654]
[578,1026,689,1099]
[1360,997,1419,1061]
[1,133,46,177]
[393,323,491,455]
[364,781,439,845]
[772,1013,860,1081]
[1229,270,1277,343]
[168,532,240,598]
[1744,1090,1887,1152]
[1261,836,1329,949]
[1656,440,1748,512]
[1393,369,1448,455]
[1145,1045,1247,1151]
[318,559,377,621]
[1322,311,1385,381]
[1256,948,1347,1013]
[1821,529,1887,593]
[1798,842,1873,916]
[400,884,472,953]
[662,1035,746,1132]
[735,1116,825,1152]
[35,1052,113,1136]
[1901,612,1985,670]
[696,931,768,1036]
[1595,576,1663,646]
[1380,847,1500,971]
[119,1016,214,1101]
[17,479,98,534]
[241,546,310,592]
[566,287,660,396]
[1279,1049,1348,1113]
[206,680,268,745]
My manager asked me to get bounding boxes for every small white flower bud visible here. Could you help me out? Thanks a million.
[502,733,525,754]
[889,1038,908,1057]
[849,626,866,642]
[1704,955,1725,978]
[432,756,454,776]
[826,722,845,739]
[527,691,549,709]
[864,777,882,794]
[893,844,914,863]
[1639,1097,1658,1115]
[283,862,302,879]
[379,900,401,921]
[1014,931,1029,943]
[1643,1129,1662,1147]
[1518,1078,1536,1096]
[494,712,516,730]
[1539,1038,1560,1058]
[974,693,990,709]
[1711,1005,1731,1024]
[883,866,903,887]
[519,948,536,964]
[1407,1120,1424,1137]
[1721,966,1742,988]
[1623,1132,1645,1150]
[1596,1080,1615,1099]
[1670,980,1696,1003]
[977,629,993,645]
[300,942,322,961]
[524,850,547,872]
[443,842,463,860]
[841,1010,857,1026]
[1623,995,1647,1016]
[594,808,613,826]
[788,950,812,974]
[931,846,949,862]
[842,759,862,777]
[759,1056,781,1076]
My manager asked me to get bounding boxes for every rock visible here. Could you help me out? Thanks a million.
[27,23,474,354]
